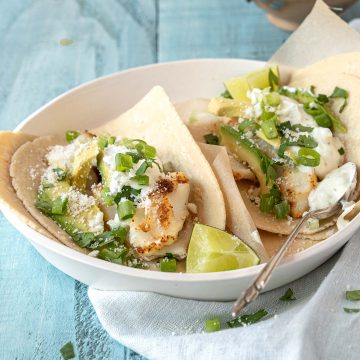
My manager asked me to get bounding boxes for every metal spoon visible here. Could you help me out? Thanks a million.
[232,166,357,318]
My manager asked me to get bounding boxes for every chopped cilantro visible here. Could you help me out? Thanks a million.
[279,288,296,301]
[221,89,233,99]
[60,341,75,360]
[204,133,219,145]
[338,147,345,155]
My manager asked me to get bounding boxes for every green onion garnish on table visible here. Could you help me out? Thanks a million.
[227,309,268,328]
[205,318,221,333]
[344,308,360,313]
[346,290,360,301]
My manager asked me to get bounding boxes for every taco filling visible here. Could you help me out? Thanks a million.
[34,131,197,268]
[184,67,356,233]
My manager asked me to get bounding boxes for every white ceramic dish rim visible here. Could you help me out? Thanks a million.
[5,58,359,283]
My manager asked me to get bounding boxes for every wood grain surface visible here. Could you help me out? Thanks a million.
[1,1,360,359]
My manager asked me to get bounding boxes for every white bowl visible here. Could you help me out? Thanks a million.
[2,59,358,301]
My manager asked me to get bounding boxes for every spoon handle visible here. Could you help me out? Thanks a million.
[232,211,313,317]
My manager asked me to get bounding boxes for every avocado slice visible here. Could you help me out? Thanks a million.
[208,97,250,117]
[219,125,271,194]
[71,141,99,190]
[97,153,111,188]
[37,180,104,238]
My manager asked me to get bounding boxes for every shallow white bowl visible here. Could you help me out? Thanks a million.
[1,59,358,301]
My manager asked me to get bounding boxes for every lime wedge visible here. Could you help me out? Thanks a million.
[186,224,260,273]
[224,66,279,103]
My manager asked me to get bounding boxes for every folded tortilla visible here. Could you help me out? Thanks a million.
[92,86,227,230]
[0,131,59,241]
[9,135,89,254]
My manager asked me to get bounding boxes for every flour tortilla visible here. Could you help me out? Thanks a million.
[93,86,226,230]
[0,131,60,241]
[10,135,89,254]
[236,72,360,237]
[238,181,336,237]
[198,143,268,262]
[290,52,360,83]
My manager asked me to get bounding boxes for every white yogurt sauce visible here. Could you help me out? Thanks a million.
[308,162,356,211]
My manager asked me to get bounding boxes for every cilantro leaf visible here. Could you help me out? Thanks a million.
[279,288,296,301]
[330,86,349,113]
[60,341,75,360]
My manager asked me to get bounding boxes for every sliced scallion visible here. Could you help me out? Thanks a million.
[205,318,221,333]
[117,200,136,220]
[346,290,360,301]
[131,174,149,186]
[115,153,133,172]
[65,130,80,143]
[160,257,177,272]
[296,148,320,167]
[136,161,150,175]
[261,117,278,139]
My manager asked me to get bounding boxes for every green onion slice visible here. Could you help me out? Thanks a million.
[261,116,278,139]
[205,318,221,333]
[117,200,136,220]
[346,290,360,301]
[296,148,320,167]
[160,257,177,272]
[344,308,360,313]
[131,174,149,186]
[65,130,80,143]
[115,153,133,172]
[136,161,150,176]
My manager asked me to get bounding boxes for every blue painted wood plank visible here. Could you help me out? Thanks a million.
[0,0,155,359]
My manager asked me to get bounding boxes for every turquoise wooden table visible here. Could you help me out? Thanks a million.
[1,1,359,359]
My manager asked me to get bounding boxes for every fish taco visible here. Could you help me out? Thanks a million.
[178,61,360,241]
[3,86,267,273]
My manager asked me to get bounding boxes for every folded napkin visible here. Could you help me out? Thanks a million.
[89,231,360,360]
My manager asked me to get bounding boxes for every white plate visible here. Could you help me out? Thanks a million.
[1,59,358,301]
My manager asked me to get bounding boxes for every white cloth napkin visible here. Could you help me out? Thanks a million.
[89,231,360,360]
